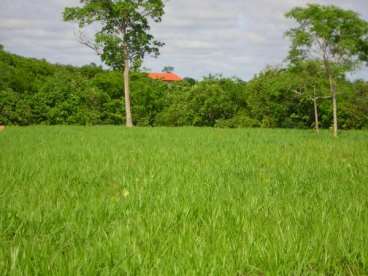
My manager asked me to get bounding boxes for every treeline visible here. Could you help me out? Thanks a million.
[1,48,367,129]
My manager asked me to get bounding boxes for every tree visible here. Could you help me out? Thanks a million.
[289,61,330,133]
[63,0,166,127]
[286,4,368,136]
[162,66,174,73]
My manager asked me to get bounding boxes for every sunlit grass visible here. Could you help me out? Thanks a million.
[1,126,367,274]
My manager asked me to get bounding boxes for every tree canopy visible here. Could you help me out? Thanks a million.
[286,4,368,70]
[1,48,367,129]
[286,4,368,136]
[63,0,165,70]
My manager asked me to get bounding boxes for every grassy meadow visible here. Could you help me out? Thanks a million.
[0,126,368,275]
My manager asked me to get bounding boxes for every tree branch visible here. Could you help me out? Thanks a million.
[74,29,103,55]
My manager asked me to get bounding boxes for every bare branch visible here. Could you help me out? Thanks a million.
[316,96,332,100]
[74,29,103,55]
[293,89,303,96]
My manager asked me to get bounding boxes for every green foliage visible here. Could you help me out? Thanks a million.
[215,111,260,128]
[130,74,168,126]
[286,4,368,71]
[246,68,309,129]
[0,48,367,129]
[63,0,165,70]
[156,78,244,127]
[285,4,368,135]
[338,80,368,129]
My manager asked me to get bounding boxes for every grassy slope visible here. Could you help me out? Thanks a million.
[0,127,367,275]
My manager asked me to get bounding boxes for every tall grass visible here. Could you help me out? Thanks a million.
[1,126,367,275]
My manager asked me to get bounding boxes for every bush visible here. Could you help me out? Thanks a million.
[1,48,367,129]
[215,111,260,128]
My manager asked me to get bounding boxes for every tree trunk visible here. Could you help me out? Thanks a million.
[323,58,338,137]
[123,46,133,128]
[313,96,320,134]
[329,74,338,137]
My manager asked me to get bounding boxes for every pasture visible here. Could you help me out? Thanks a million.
[0,127,367,274]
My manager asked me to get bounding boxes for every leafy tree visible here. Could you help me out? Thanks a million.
[289,61,330,133]
[338,79,368,129]
[246,68,308,129]
[286,4,368,136]
[0,88,19,125]
[63,0,166,127]
[1,47,368,130]
[183,77,196,85]
[162,66,175,73]
[156,79,244,127]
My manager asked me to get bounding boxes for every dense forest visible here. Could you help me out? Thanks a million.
[0,47,367,129]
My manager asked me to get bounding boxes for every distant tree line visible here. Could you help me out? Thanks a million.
[1,47,367,129]
[1,3,368,132]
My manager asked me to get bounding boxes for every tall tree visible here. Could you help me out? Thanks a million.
[286,4,368,136]
[64,0,165,127]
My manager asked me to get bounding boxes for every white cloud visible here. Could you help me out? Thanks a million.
[0,0,367,79]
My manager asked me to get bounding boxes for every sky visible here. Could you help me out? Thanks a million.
[0,0,367,80]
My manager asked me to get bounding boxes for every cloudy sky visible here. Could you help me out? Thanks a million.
[0,0,367,80]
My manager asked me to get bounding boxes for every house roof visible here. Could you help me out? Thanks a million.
[147,72,183,82]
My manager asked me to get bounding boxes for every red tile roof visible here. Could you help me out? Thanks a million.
[147,72,183,82]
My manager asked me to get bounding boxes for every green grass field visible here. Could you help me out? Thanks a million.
[1,126,368,275]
